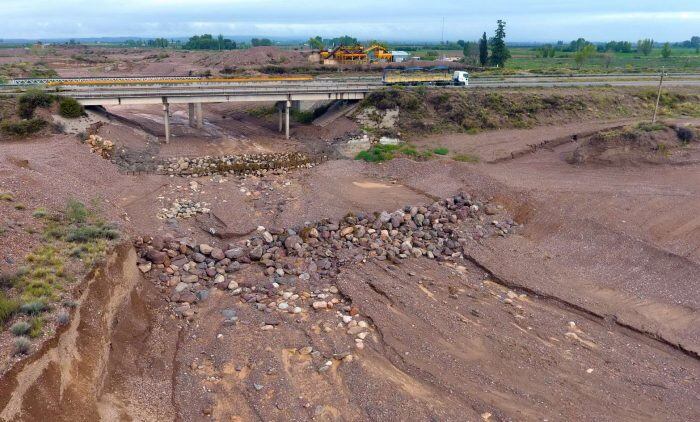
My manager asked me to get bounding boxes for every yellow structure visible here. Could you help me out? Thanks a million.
[320,44,393,65]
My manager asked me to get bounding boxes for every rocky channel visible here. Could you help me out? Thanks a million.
[136,192,518,342]
[157,152,319,177]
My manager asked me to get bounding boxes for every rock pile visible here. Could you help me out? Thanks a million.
[157,199,211,220]
[136,192,518,321]
[85,134,114,159]
[157,152,317,177]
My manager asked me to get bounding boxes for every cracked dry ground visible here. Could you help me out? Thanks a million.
[0,133,699,421]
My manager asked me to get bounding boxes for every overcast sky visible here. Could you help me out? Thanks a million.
[1,0,698,42]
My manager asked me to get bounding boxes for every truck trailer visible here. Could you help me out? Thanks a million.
[382,66,469,86]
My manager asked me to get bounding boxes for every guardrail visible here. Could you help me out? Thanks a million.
[62,84,380,99]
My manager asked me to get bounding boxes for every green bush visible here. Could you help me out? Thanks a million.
[17,90,55,119]
[1,118,47,137]
[433,147,449,155]
[58,97,84,118]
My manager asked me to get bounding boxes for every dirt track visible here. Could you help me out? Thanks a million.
[1,102,699,420]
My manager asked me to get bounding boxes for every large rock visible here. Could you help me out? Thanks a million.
[210,248,225,260]
[146,250,167,264]
[225,247,246,259]
[284,235,302,251]
[199,244,214,255]
[249,245,264,260]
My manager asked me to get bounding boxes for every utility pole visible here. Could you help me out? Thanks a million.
[441,17,445,45]
[652,66,665,124]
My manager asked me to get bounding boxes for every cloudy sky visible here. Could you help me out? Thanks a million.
[1,0,698,41]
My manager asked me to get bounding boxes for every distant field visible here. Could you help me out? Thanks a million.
[505,47,700,73]
[404,46,700,74]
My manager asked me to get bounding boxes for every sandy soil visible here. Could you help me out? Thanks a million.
[1,46,311,78]
[1,98,699,420]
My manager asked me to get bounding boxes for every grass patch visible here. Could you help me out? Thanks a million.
[14,203,26,210]
[247,106,276,118]
[32,208,48,218]
[355,143,420,163]
[0,193,14,201]
[453,153,480,163]
[0,293,20,325]
[433,147,449,155]
[0,118,47,138]
[2,199,119,334]
[636,122,666,132]
[28,317,43,338]
[66,224,119,243]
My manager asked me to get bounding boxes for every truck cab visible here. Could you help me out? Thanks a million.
[453,71,469,86]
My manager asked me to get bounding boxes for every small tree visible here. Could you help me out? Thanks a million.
[478,32,488,66]
[602,52,614,69]
[637,39,654,56]
[574,44,596,68]
[462,41,479,65]
[539,44,556,58]
[308,36,324,50]
[489,20,511,67]
[661,42,672,58]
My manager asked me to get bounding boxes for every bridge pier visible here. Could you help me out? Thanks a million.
[163,103,170,143]
[285,100,290,140]
[278,102,284,133]
[188,103,204,129]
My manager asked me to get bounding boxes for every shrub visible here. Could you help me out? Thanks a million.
[17,90,55,118]
[0,294,20,325]
[66,224,119,243]
[10,321,30,336]
[676,126,696,143]
[433,147,449,155]
[58,97,84,118]
[1,118,47,137]
[66,199,88,223]
[364,88,422,111]
[57,310,70,326]
[14,336,31,355]
[20,300,47,315]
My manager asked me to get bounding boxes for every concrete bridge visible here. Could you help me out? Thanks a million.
[53,81,381,142]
